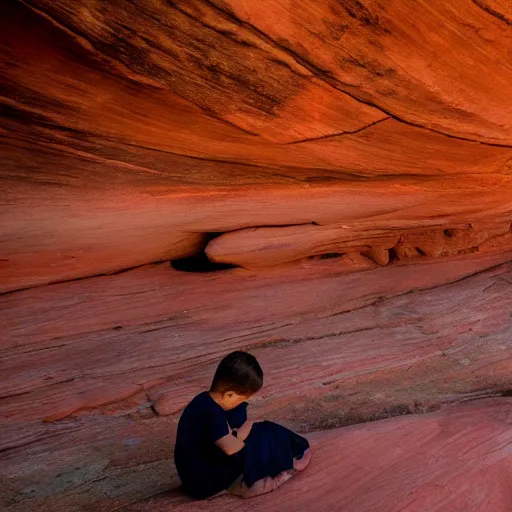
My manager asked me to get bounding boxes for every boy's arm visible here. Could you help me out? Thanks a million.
[233,420,254,442]
[215,433,245,456]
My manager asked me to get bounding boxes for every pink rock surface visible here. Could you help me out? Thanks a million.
[2,1,512,511]
[123,399,512,512]
[2,253,511,511]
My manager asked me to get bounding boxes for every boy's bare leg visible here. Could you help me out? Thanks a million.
[229,449,311,499]
[229,470,295,498]
[209,489,229,499]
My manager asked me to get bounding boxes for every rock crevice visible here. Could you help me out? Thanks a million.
[2,1,512,510]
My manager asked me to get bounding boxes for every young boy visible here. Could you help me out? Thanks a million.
[174,351,311,499]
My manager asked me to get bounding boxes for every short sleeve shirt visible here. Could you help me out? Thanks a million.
[174,392,247,498]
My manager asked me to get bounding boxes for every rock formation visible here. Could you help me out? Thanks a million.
[123,399,512,512]
[1,1,511,511]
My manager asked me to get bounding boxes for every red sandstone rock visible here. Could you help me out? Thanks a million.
[1,1,512,290]
[205,222,512,268]
[2,255,511,510]
[1,1,512,511]
[123,399,512,512]
[224,1,512,145]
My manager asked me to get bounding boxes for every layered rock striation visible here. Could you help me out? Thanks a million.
[1,1,512,511]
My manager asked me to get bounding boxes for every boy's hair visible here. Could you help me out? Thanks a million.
[210,351,264,395]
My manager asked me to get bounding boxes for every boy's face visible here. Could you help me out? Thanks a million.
[222,391,251,410]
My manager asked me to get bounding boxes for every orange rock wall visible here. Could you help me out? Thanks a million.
[1,1,512,511]
[2,0,512,291]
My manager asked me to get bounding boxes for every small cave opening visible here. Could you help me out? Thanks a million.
[170,233,238,273]
[171,253,237,273]
[443,228,456,238]
[319,252,343,260]
[388,247,399,263]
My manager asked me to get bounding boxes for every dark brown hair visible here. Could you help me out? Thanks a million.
[210,351,264,395]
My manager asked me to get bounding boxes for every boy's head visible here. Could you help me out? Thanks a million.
[210,351,263,409]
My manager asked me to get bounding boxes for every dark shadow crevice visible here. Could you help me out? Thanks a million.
[170,232,238,273]
[170,253,237,273]
[318,252,344,260]
[286,116,391,145]
[470,0,512,27]
[388,247,399,263]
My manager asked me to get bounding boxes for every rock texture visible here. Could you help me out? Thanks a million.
[2,0,512,291]
[2,256,512,511]
[1,0,512,511]
[123,399,512,512]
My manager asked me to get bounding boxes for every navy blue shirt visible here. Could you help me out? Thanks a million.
[174,392,247,499]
